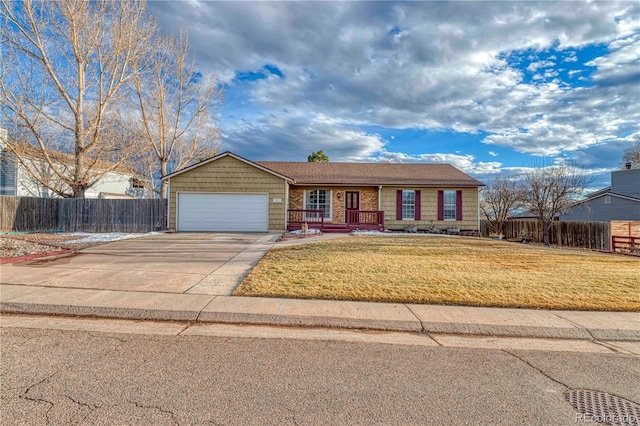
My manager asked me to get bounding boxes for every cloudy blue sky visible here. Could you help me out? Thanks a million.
[148,1,640,189]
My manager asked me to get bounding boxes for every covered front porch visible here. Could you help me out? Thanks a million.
[287,209,384,233]
[286,187,384,233]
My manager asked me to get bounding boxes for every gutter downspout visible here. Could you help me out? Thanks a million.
[167,179,171,231]
[378,185,383,229]
[284,180,289,232]
[477,187,480,232]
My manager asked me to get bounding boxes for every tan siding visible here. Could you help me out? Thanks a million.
[168,155,286,231]
[381,187,479,230]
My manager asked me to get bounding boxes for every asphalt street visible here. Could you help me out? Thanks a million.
[2,323,639,425]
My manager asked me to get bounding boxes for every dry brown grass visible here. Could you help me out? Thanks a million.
[235,236,640,311]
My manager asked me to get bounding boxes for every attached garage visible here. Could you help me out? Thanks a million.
[177,193,268,232]
[164,152,291,233]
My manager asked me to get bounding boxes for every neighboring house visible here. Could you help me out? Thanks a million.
[507,211,559,221]
[560,166,640,221]
[507,211,540,221]
[0,128,146,199]
[162,151,485,233]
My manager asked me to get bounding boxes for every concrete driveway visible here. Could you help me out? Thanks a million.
[0,233,277,296]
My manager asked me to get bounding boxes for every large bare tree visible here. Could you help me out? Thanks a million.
[622,140,640,169]
[0,0,157,197]
[129,30,222,199]
[480,176,525,236]
[522,162,589,246]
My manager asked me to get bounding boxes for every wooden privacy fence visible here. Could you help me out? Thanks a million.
[610,221,640,255]
[1,196,167,233]
[610,221,640,239]
[482,220,611,251]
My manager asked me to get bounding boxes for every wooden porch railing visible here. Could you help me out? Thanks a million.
[346,210,384,225]
[612,236,639,255]
[288,209,324,225]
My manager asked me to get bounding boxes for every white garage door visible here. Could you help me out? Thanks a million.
[177,193,269,232]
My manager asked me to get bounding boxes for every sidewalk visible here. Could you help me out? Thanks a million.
[1,283,638,341]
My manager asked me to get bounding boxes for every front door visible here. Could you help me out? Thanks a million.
[345,191,360,224]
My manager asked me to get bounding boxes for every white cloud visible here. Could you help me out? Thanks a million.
[527,60,556,72]
[222,111,503,175]
[222,113,385,162]
[489,151,499,157]
[148,1,640,168]
[373,151,503,175]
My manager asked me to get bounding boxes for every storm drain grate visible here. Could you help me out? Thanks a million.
[565,390,640,425]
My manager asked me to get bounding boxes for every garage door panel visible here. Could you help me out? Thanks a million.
[178,193,268,232]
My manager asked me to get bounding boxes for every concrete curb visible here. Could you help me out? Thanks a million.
[407,304,598,340]
[418,321,593,340]
[1,285,638,341]
[1,302,200,322]
[198,296,423,331]
[0,285,214,322]
[0,248,74,265]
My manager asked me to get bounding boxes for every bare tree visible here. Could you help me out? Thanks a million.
[0,0,157,197]
[480,177,525,236]
[129,30,222,199]
[522,162,589,246]
[622,140,640,169]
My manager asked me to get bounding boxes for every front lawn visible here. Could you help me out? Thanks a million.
[234,236,640,311]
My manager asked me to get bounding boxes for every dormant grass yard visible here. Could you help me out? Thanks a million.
[234,235,640,311]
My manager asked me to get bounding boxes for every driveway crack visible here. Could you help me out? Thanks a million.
[176,321,196,336]
[403,304,440,345]
[66,394,98,421]
[20,394,54,423]
[127,400,179,424]
[550,312,597,341]
[501,349,571,390]
[85,331,129,344]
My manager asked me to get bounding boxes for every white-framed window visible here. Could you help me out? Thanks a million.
[304,189,332,221]
[444,190,456,220]
[0,151,17,196]
[402,190,415,220]
[604,195,611,204]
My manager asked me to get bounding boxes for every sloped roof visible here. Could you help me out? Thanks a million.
[256,162,484,187]
[585,186,611,199]
[3,142,136,175]
[162,152,293,181]
[570,191,640,206]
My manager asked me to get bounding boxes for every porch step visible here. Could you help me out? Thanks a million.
[320,224,350,233]
[322,228,351,233]
[287,223,383,233]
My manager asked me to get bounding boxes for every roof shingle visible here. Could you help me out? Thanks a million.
[256,162,484,187]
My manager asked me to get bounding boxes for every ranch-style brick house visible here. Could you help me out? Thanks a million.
[162,152,485,233]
